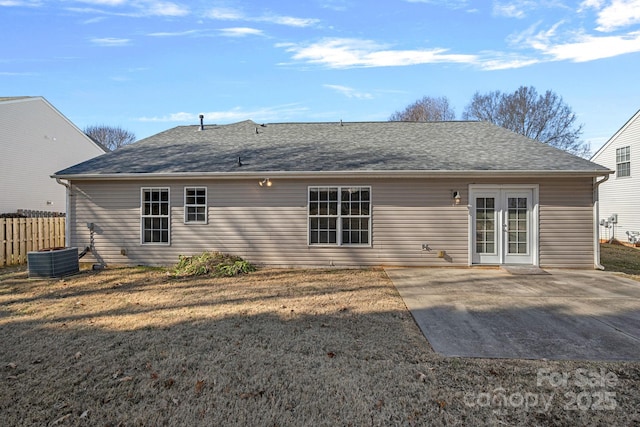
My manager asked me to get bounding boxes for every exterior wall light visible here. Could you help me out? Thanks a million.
[452,190,461,205]
[259,178,272,187]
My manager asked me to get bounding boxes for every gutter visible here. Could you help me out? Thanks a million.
[54,178,72,247]
[51,169,613,181]
[593,174,611,270]
[55,177,70,189]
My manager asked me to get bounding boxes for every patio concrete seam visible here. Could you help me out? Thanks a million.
[587,315,640,342]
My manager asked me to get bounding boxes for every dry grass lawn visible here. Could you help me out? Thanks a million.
[601,242,640,280]
[1,266,639,426]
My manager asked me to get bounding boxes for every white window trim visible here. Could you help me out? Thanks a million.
[140,187,171,246]
[184,186,208,224]
[307,186,372,247]
[616,146,631,178]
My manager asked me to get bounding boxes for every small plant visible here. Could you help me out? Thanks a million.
[172,252,256,278]
[216,260,255,277]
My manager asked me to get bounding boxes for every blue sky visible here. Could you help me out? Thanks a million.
[1,0,639,153]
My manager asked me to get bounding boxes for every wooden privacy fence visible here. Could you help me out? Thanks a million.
[0,217,66,267]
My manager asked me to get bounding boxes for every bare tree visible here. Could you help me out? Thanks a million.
[389,96,456,122]
[84,125,136,151]
[462,86,589,157]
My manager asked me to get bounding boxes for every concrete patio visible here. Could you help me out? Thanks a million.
[386,267,640,361]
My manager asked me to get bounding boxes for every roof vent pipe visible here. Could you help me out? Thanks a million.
[199,114,204,131]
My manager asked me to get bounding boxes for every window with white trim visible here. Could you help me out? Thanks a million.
[308,186,371,245]
[184,187,207,223]
[141,188,170,244]
[616,146,630,178]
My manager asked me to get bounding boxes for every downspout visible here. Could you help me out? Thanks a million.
[55,178,72,248]
[593,174,610,270]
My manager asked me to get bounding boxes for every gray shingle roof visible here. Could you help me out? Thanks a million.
[54,120,610,177]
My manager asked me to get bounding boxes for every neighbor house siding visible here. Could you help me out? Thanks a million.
[591,111,640,240]
[0,98,105,213]
[69,176,596,268]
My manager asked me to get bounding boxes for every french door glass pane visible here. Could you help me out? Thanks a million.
[476,197,495,254]
[507,197,527,254]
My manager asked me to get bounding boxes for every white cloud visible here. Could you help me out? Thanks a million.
[404,0,470,7]
[0,0,42,6]
[256,15,319,27]
[475,53,540,70]
[74,0,127,5]
[67,0,189,17]
[578,0,604,10]
[320,0,349,11]
[512,20,640,61]
[218,27,264,37]
[278,38,477,69]
[508,21,562,48]
[205,7,244,20]
[324,84,373,99]
[594,0,640,32]
[82,16,106,24]
[205,7,319,27]
[147,29,201,37]
[280,23,640,71]
[493,2,526,18]
[493,1,572,19]
[90,37,130,46]
[138,104,309,123]
[66,6,109,14]
[537,31,640,61]
[146,1,189,17]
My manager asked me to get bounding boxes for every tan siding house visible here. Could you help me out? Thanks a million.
[0,97,106,213]
[590,109,640,243]
[55,120,611,268]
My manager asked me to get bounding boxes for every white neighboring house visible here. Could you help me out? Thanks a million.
[591,109,640,243]
[0,96,106,214]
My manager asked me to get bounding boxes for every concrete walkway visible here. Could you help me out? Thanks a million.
[385,267,640,361]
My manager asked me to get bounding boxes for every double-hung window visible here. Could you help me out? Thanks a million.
[616,146,631,178]
[141,188,170,244]
[308,186,371,246]
[184,187,207,223]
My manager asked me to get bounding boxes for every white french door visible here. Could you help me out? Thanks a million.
[471,187,537,265]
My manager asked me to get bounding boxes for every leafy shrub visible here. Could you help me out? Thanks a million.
[172,252,256,277]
